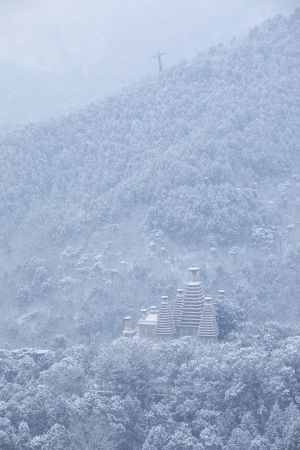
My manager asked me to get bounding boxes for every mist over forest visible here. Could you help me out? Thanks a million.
[0,3,299,450]
[0,0,298,127]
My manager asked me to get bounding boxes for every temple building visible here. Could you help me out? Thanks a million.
[137,306,158,338]
[123,267,219,343]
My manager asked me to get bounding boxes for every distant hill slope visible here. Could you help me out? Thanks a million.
[1,0,297,127]
[0,11,299,346]
[1,10,299,242]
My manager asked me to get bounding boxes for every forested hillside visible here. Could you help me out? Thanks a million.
[0,10,299,348]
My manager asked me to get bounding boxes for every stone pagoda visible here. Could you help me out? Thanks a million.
[123,267,219,344]
[197,296,218,343]
[179,267,204,337]
[173,289,184,328]
[155,296,176,340]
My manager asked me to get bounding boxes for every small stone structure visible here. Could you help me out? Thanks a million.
[122,316,136,338]
[137,306,158,338]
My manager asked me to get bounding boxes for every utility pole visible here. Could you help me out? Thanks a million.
[152,52,165,73]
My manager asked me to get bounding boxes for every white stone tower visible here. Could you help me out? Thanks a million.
[156,296,176,340]
[198,296,218,343]
[179,267,205,337]
[173,288,184,328]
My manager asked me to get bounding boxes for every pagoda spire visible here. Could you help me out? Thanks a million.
[198,296,218,343]
[179,267,205,337]
[156,296,176,340]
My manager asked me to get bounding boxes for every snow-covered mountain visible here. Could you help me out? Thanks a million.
[0,10,299,347]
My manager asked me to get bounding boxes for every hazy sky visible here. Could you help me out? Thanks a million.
[0,0,298,70]
[0,0,299,125]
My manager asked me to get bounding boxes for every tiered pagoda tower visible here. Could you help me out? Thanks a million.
[179,267,204,337]
[173,289,184,328]
[156,296,176,340]
[197,296,218,343]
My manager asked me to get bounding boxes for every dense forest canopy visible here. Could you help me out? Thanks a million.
[0,324,299,449]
